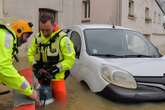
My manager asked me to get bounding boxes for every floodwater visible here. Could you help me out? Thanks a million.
[1,76,165,110]
[1,36,165,110]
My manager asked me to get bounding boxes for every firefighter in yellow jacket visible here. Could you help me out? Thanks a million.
[28,14,75,105]
[0,20,39,101]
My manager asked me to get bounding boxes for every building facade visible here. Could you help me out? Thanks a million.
[0,0,81,33]
[81,0,165,36]
[120,0,165,38]
[0,0,165,54]
[81,0,121,25]
[1,0,164,35]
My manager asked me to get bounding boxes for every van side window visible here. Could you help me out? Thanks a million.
[70,31,81,58]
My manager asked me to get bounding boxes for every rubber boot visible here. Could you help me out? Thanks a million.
[51,80,67,102]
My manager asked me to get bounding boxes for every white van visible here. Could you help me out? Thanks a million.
[64,24,165,102]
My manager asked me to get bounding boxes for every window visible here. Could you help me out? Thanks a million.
[163,16,165,29]
[70,31,82,58]
[145,7,149,18]
[153,11,156,23]
[128,0,134,17]
[158,14,161,24]
[84,29,128,55]
[145,7,152,23]
[39,8,58,29]
[82,0,90,23]
[127,33,147,54]
[83,29,159,57]
[126,31,158,56]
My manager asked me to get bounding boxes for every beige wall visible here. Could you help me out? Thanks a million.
[121,0,151,34]
[120,0,165,36]
[0,0,3,19]
[2,0,61,32]
[62,0,81,27]
[90,0,121,25]
[1,0,81,32]
[151,1,165,35]
[150,35,165,54]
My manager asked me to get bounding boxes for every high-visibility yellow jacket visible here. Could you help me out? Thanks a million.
[28,30,75,80]
[0,24,32,96]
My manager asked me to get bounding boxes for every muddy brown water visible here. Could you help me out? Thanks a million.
[1,37,165,110]
[2,76,165,110]
[1,76,165,110]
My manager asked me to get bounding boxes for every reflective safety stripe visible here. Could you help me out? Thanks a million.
[65,37,72,54]
[0,24,18,59]
[35,32,63,63]
[21,81,28,90]
[56,63,62,72]
[5,32,12,48]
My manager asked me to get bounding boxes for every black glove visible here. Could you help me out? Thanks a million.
[48,65,59,78]
[32,64,42,80]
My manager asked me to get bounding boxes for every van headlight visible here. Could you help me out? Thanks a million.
[101,65,137,89]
